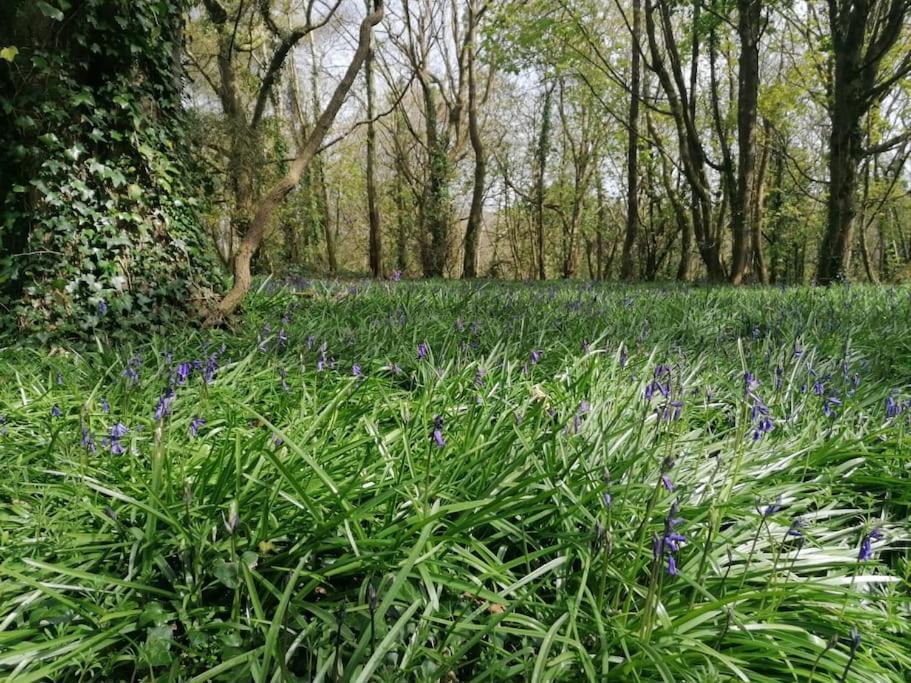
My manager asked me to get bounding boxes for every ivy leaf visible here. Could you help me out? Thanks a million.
[36,1,64,21]
[213,559,239,589]
[0,46,18,62]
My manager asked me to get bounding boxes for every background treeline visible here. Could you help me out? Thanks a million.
[2,0,910,333]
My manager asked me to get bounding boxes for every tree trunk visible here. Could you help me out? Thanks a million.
[729,0,761,285]
[462,3,485,279]
[211,2,385,320]
[364,5,382,278]
[620,0,641,280]
[534,82,555,280]
[750,120,770,284]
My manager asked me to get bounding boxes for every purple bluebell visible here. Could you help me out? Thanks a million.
[744,372,759,395]
[530,350,542,365]
[761,498,783,517]
[97,299,108,316]
[122,356,141,385]
[886,394,900,419]
[417,343,429,360]
[278,327,288,349]
[786,517,805,538]
[823,396,842,418]
[154,389,175,421]
[432,415,446,448]
[204,353,218,384]
[101,398,110,413]
[51,405,62,418]
[352,364,364,379]
[390,270,402,281]
[81,426,96,453]
[661,474,674,491]
[175,362,192,385]
[858,527,883,561]
[279,368,290,392]
[189,417,206,437]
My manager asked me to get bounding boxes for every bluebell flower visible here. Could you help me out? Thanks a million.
[81,426,96,453]
[858,527,883,561]
[122,356,141,385]
[786,517,805,538]
[101,398,110,413]
[154,389,175,421]
[530,350,542,365]
[189,417,206,437]
[97,299,108,316]
[823,396,842,418]
[352,364,364,379]
[175,362,192,385]
[886,394,900,419]
[661,474,674,491]
[432,415,446,448]
[417,343,429,360]
[51,405,63,418]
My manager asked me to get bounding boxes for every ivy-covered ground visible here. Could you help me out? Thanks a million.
[1,281,910,681]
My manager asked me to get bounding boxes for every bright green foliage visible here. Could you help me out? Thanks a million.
[0,281,909,680]
[0,0,218,340]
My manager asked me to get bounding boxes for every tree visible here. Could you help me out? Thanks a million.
[365,0,383,278]
[462,0,491,279]
[620,0,642,281]
[729,0,764,284]
[211,1,385,318]
[817,0,911,283]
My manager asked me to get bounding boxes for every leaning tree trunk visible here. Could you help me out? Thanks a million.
[211,2,385,320]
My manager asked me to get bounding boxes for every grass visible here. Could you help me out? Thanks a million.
[1,280,910,681]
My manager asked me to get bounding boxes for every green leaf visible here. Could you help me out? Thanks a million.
[36,1,64,21]
[213,559,239,589]
[0,46,18,62]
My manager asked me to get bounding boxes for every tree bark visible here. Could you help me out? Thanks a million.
[817,0,911,284]
[462,2,485,279]
[364,4,382,278]
[620,0,642,281]
[534,82,555,280]
[729,0,762,284]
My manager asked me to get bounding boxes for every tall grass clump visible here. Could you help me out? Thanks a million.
[1,281,910,681]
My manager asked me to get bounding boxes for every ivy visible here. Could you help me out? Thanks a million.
[0,0,219,341]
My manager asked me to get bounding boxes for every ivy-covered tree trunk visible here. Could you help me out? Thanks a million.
[0,0,217,337]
